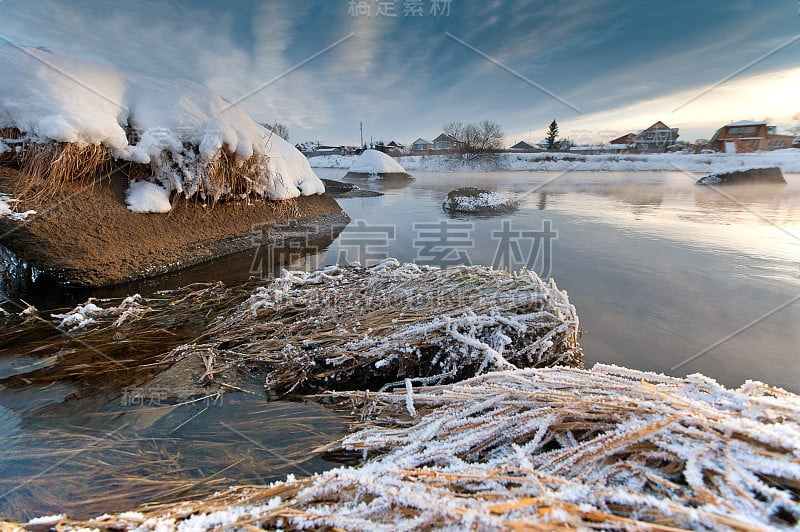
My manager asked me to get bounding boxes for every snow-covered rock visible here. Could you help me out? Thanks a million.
[344,149,412,178]
[442,187,518,215]
[0,43,325,201]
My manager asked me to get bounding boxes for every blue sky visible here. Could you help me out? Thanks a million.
[1,0,798,145]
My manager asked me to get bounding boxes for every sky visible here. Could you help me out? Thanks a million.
[0,0,798,146]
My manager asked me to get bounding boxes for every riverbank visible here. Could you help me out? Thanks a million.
[0,167,347,287]
[310,149,800,173]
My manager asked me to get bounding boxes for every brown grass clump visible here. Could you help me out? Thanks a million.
[15,142,112,201]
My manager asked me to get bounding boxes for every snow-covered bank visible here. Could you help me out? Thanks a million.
[0,43,324,203]
[345,149,410,178]
[311,150,800,173]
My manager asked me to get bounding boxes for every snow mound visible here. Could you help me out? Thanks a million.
[125,181,172,213]
[346,149,409,177]
[442,187,518,215]
[0,43,325,201]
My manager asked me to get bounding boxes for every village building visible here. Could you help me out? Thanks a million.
[411,137,433,153]
[633,121,680,153]
[432,133,462,152]
[708,120,795,153]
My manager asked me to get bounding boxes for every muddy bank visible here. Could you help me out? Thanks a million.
[0,168,348,287]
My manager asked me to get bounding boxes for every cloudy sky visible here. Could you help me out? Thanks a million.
[1,0,798,146]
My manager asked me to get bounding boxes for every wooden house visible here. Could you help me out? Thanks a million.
[709,121,795,153]
[432,133,462,152]
[634,121,679,153]
[411,137,433,153]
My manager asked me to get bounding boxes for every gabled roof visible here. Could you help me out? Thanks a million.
[412,137,433,145]
[433,133,459,143]
[510,140,537,149]
[643,121,673,131]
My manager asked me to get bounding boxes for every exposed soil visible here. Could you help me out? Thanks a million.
[0,168,348,287]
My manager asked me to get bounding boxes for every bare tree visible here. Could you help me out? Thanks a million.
[263,122,290,141]
[443,119,504,154]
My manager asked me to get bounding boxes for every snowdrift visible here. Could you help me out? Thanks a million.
[0,43,325,207]
[344,149,412,179]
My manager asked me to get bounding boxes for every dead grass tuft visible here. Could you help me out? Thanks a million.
[14,142,112,201]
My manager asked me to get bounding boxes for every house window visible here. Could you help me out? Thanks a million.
[767,140,785,148]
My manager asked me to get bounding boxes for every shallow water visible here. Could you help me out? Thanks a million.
[1,168,799,520]
[314,168,800,392]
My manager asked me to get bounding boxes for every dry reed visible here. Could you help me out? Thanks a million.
[49,365,800,531]
[14,141,112,201]
[161,260,583,395]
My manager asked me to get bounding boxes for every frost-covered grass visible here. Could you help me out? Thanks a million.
[311,150,800,174]
[57,365,800,531]
[0,43,325,207]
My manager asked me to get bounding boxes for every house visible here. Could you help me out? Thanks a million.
[708,121,795,153]
[411,138,433,153]
[634,121,679,153]
[610,133,636,146]
[794,135,800,148]
[384,141,405,155]
[432,133,462,152]
[509,140,541,151]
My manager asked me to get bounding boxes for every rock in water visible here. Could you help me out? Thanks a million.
[442,187,519,215]
[696,167,786,185]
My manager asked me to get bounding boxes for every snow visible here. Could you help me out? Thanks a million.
[347,149,408,176]
[0,43,325,201]
[442,189,518,214]
[310,150,800,173]
[0,193,36,220]
[27,514,65,525]
[51,294,149,331]
[125,180,171,213]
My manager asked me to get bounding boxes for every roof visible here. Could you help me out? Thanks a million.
[412,138,433,145]
[510,140,537,149]
[726,120,766,127]
[433,133,459,143]
[642,121,673,131]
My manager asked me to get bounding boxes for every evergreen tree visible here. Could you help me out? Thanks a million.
[546,119,559,150]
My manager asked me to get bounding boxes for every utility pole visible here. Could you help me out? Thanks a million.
[360,122,364,147]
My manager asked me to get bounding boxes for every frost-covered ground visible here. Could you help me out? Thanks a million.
[442,188,518,214]
[0,43,325,209]
[311,149,800,173]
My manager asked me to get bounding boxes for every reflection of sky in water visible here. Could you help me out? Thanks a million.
[316,169,800,392]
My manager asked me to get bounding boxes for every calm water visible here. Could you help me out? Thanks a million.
[316,168,800,392]
[1,168,799,520]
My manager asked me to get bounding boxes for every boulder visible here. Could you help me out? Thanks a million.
[442,187,519,215]
[696,167,786,185]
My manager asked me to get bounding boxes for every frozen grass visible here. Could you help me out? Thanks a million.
[50,365,800,531]
[164,259,583,394]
